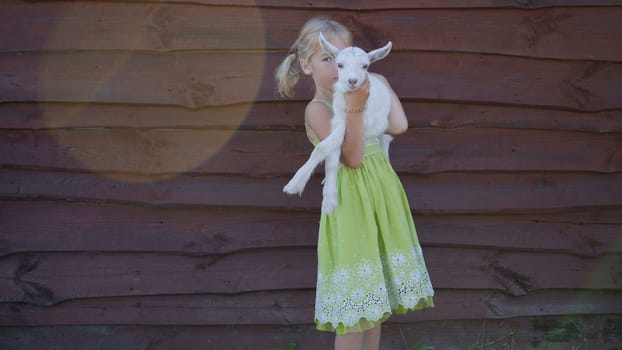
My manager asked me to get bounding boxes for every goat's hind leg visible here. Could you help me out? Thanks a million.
[283,131,342,195]
[379,134,394,161]
[321,147,340,214]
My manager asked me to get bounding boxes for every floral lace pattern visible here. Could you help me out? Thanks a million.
[315,247,434,329]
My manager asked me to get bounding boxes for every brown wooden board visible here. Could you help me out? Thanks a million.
[2,202,621,257]
[1,288,621,325]
[0,315,620,349]
[2,101,622,133]
[1,1,620,347]
[2,51,621,110]
[0,202,318,256]
[1,248,620,305]
[1,170,621,213]
[3,2,621,61]
[2,128,621,175]
[15,0,621,9]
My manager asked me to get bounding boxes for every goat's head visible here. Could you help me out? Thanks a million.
[319,32,392,91]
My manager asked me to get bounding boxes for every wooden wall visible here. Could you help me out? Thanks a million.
[1,1,622,349]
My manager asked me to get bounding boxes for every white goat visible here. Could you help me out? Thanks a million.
[283,32,394,214]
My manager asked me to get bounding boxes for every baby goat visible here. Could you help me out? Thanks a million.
[283,32,394,214]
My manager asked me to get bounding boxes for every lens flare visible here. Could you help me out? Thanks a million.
[39,2,266,182]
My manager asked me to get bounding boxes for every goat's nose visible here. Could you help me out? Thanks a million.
[348,78,358,86]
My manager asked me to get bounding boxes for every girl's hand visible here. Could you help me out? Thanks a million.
[344,78,370,113]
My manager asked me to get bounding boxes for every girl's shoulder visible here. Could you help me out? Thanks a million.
[307,98,333,113]
[305,99,333,143]
[305,98,333,121]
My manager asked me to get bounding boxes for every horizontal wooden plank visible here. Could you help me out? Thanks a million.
[419,211,622,257]
[0,315,620,349]
[3,3,621,61]
[6,0,618,11]
[0,51,265,107]
[2,51,621,110]
[1,248,620,305]
[2,101,622,133]
[2,128,621,175]
[1,170,621,213]
[0,315,618,350]
[0,202,318,256]
[1,288,620,325]
[209,0,622,8]
[2,202,621,257]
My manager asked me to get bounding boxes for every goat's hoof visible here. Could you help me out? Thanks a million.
[284,170,312,195]
[283,181,303,195]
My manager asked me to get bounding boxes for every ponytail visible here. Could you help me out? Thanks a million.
[275,53,301,98]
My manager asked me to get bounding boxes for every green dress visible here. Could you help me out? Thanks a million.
[307,101,435,335]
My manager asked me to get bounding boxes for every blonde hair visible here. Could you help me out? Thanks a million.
[275,17,352,97]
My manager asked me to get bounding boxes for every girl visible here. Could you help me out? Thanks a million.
[276,17,434,350]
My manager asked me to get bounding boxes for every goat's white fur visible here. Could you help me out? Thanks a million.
[283,32,394,214]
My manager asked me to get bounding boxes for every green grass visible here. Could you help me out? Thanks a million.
[282,342,297,350]
[410,340,428,350]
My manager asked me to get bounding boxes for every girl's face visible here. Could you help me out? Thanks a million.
[301,34,348,97]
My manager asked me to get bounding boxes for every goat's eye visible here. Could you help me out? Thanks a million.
[362,64,369,69]
[337,63,344,69]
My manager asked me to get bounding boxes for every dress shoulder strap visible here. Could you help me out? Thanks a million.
[310,98,333,111]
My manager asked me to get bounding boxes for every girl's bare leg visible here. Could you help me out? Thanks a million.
[334,332,364,350]
[362,324,381,350]
[334,324,381,350]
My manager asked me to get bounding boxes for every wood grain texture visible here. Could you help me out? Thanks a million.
[0,315,620,350]
[2,288,621,325]
[2,202,620,257]
[16,0,620,9]
[3,2,621,61]
[1,0,621,341]
[2,128,620,175]
[2,169,621,213]
[2,51,621,110]
[1,248,620,305]
[2,101,622,132]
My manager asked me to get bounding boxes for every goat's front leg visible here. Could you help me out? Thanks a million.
[283,129,343,195]
[321,147,341,214]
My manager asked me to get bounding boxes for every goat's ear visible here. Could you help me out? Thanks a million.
[319,32,340,57]
[368,41,392,63]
